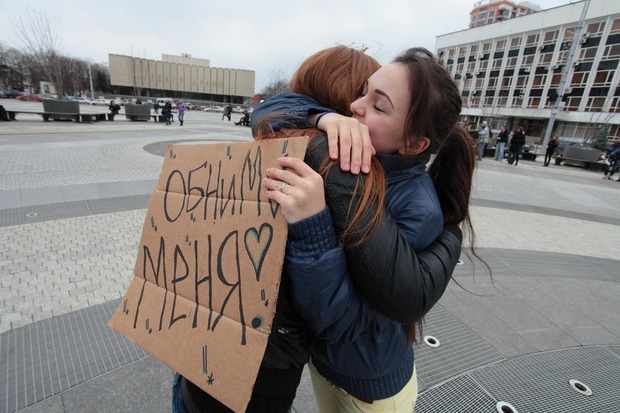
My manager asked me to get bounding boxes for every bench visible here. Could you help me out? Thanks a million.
[554,147,604,170]
[123,104,152,121]
[6,110,107,123]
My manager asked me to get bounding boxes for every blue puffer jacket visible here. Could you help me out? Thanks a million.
[286,209,413,400]
[260,93,444,399]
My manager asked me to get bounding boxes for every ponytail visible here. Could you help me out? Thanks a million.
[428,125,476,226]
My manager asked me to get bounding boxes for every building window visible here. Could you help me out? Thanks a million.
[578,47,598,61]
[488,78,498,88]
[510,37,521,49]
[526,34,539,46]
[562,96,582,110]
[493,59,502,70]
[496,40,506,51]
[539,53,553,64]
[522,55,534,65]
[516,75,528,87]
[586,21,606,36]
[611,19,620,34]
[593,70,614,86]
[612,97,620,113]
[603,44,620,59]
[544,30,559,43]
[501,76,513,88]
[532,74,547,87]
[550,73,561,87]
[479,60,489,71]
[527,97,541,108]
[563,27,577,41]
[505,57,518,68]
[585,97,606,111]
[483,42,491,52]
[571,72,589,87]
[459,47,467,56]
[487,10,495,24]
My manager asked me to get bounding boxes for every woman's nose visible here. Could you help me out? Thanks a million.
[350,98,363,116]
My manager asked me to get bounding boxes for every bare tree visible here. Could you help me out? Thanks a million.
[260,70,289,100]
[0,43,27,90]
[11,8,66,97]
[582,111,614,148]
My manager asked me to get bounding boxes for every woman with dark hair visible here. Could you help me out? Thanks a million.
[173,46,465,413]
[257,47,478,412]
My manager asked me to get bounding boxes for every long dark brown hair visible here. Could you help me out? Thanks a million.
[393,48,490,340]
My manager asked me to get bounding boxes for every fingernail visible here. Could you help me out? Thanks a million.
[342,162,350,171]
[362,164,370,173]
[330,151,338,159]
[352,165,360,174]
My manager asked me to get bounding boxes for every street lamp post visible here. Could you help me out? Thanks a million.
[88,63,95,100]
[542,0,591,149]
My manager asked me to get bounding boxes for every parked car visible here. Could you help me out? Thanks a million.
[155,98,177,109]
[2,90,24,99]
[73,97,92,105]
[90,98,111,106]
[203,105,224,112]
[17,94,42,102]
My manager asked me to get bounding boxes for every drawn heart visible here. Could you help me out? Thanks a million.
[244,224,273,282]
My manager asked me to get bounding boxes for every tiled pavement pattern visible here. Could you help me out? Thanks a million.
[1,110,619,412]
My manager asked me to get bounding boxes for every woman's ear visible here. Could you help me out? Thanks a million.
[399,137,431,155]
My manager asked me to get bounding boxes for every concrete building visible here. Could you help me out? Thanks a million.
[470,0,541,28]
[108,53,255,104]
[438,0,620,145]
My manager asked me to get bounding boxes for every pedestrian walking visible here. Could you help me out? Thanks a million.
[508,127,526,165]
[544,135,560,166]
[477,121,490,160]
[177,99,186,126]
[495,126,509,161]
[162,99,172,125]
[602,141,620,180]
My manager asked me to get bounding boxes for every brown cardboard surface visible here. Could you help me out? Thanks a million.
[109,137,308,412]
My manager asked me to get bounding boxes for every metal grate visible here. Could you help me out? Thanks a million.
[0,299,147,413]
[416,374,496,413]
[415,305,505,388]
[471,346,620,413]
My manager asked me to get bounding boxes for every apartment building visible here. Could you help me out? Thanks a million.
[437,0,620,144]
[470,0,541,28]
[109,53,255,104]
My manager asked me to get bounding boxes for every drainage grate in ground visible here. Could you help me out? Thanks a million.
[471,346,620,413]
[415,304,505,389]
[415,374,496,413]
[0,299,147,413]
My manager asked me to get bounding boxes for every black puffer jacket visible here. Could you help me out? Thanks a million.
[305,135,462,323]
[182,134,463,413]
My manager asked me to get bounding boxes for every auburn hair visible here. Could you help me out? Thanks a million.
[256,45,386,244]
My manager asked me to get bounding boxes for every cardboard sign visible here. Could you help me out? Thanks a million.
[109,137,308,412]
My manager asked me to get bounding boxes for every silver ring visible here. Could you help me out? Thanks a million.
[279,183,287,192]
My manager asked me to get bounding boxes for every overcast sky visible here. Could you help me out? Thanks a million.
[0,0,574,94]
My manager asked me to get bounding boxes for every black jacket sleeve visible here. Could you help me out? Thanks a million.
[305,136,463,323]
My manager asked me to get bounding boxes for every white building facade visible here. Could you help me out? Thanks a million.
[437,0,620,145]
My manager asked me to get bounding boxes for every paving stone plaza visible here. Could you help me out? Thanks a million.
[1,106,619,412]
